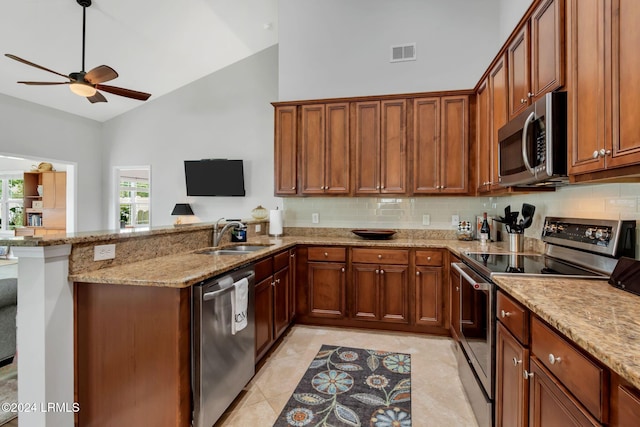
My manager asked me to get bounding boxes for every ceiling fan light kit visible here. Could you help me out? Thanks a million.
[4,0,151,103]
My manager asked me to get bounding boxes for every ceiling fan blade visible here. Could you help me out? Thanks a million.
[87,91,107,104]
[85,65,118,84]
[95,84,151,101]
[5,54,72,80]
[17,81,69,86]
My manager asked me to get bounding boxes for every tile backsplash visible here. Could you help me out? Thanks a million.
[283,183,640,257]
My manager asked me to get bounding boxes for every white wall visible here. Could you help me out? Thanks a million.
[0,93,103,231]
[278,0,501,100]
[102,46,280,228]
[498,0,535,44]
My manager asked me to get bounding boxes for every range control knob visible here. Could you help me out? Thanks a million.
[585,228,595,239]
[595,229,609,241]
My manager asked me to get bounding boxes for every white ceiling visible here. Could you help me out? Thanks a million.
[0,0,278,122]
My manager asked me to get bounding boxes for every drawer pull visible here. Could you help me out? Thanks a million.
[523,370,534,380]
[341,267,345,273]
[380,269,385,275]
[375,269,379,274]
[548,353,562,365]
[324,252,328,257]
[416,271,421,276]
[427,256,432,261]
[378,254,382,259]
[500,310,512,318]
[513,357,522,366]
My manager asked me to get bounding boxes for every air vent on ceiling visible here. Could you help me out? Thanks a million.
[390,43,416,62]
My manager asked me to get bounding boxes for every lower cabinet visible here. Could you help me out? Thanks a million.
[351,248,409,324]
[255,249,295,362]
[414,249,446,328]
[611,373,640,426]
[496,322,529,427]
[307,247,347,319]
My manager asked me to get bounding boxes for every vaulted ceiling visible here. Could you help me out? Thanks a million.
[0,0,278,122]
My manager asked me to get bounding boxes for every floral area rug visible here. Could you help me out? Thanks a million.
[273,345,411,427]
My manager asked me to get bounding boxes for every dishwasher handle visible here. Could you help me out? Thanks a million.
[202,271,255,301]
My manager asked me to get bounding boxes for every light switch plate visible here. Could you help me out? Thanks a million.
[94,244,116,261]
[422,214,430,225]
[312,213,319,224]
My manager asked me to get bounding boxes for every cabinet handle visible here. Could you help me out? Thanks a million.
[592,150,600,159]
[291,253,295,258]
[380,269,385,275]
[271,281,276,287]
[427,256,432,261]
[599,149,612,157]
[376,185,380,189]
[500,310,512,318]
[375,269,379,274]
[324,252,329,257]
[548,353,562,365]
[513,357,522,366]
[520,98,527,104]
[527,92,533,98]
[378,254,382,259]
[341,267,345,273]
[291,186,296,190]
[381,185,385,189]
[523,370,534,380]
[455,286,459,291]
[416,271,421,276]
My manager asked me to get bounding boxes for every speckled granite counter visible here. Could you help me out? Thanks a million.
[493,275,640,390]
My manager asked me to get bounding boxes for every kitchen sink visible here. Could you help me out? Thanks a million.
[197,244,273,256]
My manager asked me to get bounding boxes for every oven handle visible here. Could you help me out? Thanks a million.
[521,111,536,175]
[452,263,491,291]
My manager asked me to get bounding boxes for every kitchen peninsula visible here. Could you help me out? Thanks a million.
[3,223,640,426]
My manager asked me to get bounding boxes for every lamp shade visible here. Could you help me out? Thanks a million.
[171,203,194,216]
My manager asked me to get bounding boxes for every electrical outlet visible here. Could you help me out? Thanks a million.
[422,214,430,225]
[451,215,460,226]
[94,244,116,261]
[312,213,319,224]
[255,224,261,233]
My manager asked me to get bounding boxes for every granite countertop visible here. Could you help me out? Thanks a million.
[493,275,640,390]
[68,235,510,288]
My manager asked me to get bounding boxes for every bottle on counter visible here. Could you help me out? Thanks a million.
[480,212,490,244]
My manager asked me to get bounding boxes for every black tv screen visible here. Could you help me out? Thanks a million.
[184,159,246,196]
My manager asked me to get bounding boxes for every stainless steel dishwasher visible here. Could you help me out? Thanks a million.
[192,265,255,427]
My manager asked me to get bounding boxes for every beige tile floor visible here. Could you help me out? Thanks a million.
[215,325,479,426]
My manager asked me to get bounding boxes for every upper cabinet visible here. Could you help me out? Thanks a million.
[274,106,298,195]
[300,103,350,195]
[568,0,640,179]
[354,99,407,194]
[508,0,565,119]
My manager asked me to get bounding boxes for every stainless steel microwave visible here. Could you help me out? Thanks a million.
[497,91,568,187]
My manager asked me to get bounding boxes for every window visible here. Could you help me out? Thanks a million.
[0,174,24,232]
[118,168,150,230]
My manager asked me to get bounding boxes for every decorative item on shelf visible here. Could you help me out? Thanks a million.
[457,220,473,241]
[36,185,43,196]
[251,205,268,220]
[32,201,43,209]
[171,203,195,226]
[31,162,54,172]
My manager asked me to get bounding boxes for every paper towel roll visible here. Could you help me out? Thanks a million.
[269,209,283,236]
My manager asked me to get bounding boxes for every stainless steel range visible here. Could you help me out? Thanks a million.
[452,216,636,427]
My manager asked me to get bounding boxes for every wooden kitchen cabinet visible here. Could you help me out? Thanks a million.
[23,171,66,233]
[412,96,468,194]
[354,100,407,194]
[414,250,446,329]
[351,248,409,324]
[496,321,529,427]
[610,373,640,426]
[508,0,564,119]
[568,0,640,180]
[274,105,298,195]
[306,247,347,319]
[255,249,295,361]
[300,103,350,195]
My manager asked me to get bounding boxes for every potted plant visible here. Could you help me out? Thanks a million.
[119,208,130,229]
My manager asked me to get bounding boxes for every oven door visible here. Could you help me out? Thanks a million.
[452,262,495,399]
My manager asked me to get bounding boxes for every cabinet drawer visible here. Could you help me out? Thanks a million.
[496,291,529,344]
[351,248,409,265]
[255,257,273,282]
[274,250,290,271]
[531,316,606,421]
[308,247,346,262]
[415,250,443,266]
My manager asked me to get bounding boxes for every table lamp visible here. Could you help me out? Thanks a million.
[171,203,194,225]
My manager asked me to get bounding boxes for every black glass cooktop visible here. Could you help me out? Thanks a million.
[462,252,607,279]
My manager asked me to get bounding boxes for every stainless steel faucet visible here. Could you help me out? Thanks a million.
[213,218,245,247]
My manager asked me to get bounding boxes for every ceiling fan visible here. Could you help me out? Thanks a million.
[4,0,151,103]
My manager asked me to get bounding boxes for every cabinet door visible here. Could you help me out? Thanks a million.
[273,266,290,339]
[489,55,509,190]
[530,0,565,98]
[42,172,66,229]
[449,260,461,340]
[440,96,468,193]
[412,97,440,193]
[476,79,491,193]
[508,23,531,118]
[300,104,326,194]
[325,103,350,194]
[380,99,407,194]
[609,0,640,169]
[529,357,600,427]
[308,262,346,318]
[354,101,381,194]
[379,264,409,324]
[352,263,379,321]
[567,0,607,174]
[255,276,274,360]
[274,106,298,195]
[288,249,297,322]
[496,323,529,427]
[415,266,444,327]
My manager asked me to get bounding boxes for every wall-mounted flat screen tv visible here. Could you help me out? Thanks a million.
[184,159,245,196]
